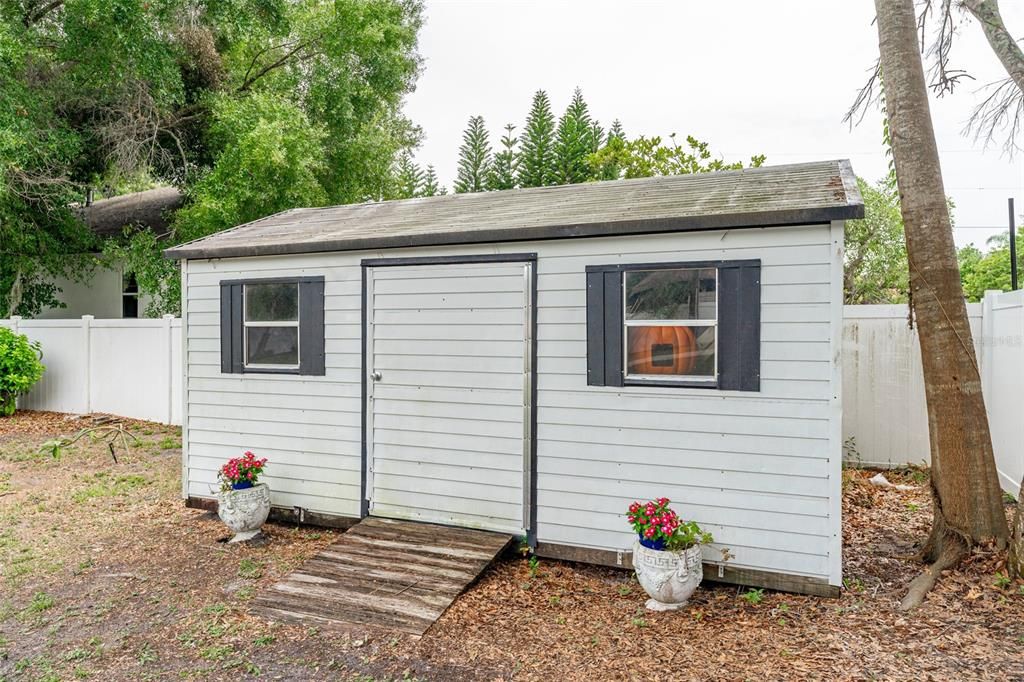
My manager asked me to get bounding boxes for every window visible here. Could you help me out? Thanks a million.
[586,260,760,391]
[244,282,299,367]
[220,277,325,375]
[624,268,717,382]
[122,273,139,318]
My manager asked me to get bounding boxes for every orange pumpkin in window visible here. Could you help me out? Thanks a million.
[628,326,697,375]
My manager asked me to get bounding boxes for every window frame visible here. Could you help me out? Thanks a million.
[220,275,325,376]
[586,259,761,391]
[622,267,719,385]
[242,282,301,371]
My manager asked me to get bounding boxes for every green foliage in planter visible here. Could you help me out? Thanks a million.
[0,328,44,416]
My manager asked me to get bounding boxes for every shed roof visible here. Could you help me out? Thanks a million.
[164,159,862,260]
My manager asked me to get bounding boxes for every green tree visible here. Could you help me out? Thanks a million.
[844,177,909,303]
[4,0,424,316]
[453,115,492,194]
[0,21,98,316]
[588,133,764,180]
[517,90,557,188]
[173,93,329,244]
[590,119,626,181]
[390,151,425,200]
[488,124,519,191]
[554,88,597,185]
[420,165,446,197]
[958,232,1023,301]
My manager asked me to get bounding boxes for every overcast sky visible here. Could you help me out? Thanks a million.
[402,0,1024,250]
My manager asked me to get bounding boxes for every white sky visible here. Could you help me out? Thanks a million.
[403,0,1024,250]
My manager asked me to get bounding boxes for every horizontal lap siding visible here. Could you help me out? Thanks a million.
[184,257,364,517]
[527,226,838,582]
[183,225,840,584]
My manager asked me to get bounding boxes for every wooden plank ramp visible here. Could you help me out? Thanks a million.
[252,517,512,635]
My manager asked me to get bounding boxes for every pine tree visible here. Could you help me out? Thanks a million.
[591,119,627,181]
[488,123,519,191]
[554,88,597,185]
[454,115,493,193]
[607,119,626,143]
[420,165,446,197]
[391,151,424,199]
[589,120,605,154]
[517,90,557,188]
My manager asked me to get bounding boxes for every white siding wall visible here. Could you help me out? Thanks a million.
[183,223,841,585]
[35,259,153,320]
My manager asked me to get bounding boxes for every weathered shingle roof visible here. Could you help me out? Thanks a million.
[82,186,184,238]
[164,159,862,260]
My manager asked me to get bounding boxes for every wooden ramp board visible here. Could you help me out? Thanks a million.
[252,517,513,635]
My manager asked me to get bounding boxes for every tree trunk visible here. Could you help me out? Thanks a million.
[962,0,1024,93]
[875,0,1010,610]
[6,269,23,318]
[1011,479,1024,579]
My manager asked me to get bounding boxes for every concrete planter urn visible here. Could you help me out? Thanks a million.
[632,540,704,611]
[217,483,271,543]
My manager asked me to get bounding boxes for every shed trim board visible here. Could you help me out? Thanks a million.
[361,254,538,538]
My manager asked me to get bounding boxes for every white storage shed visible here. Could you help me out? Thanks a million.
[166,160,863,597]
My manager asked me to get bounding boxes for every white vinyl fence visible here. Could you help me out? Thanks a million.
[843,292,1022,495]
[2,297,1022,494]
[0,315,181,425]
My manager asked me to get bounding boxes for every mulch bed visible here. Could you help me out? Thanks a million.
[0,410,1022,681]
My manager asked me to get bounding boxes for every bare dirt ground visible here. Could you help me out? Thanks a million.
[0,410,1022,682]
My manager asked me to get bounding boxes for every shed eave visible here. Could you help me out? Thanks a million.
[163,203,863,261]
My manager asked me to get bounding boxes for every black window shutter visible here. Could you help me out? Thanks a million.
[586,270,623,387]
[299,279,325,376]
[585,271,606,386]
[220,282,243,374]
[717,261,761,391]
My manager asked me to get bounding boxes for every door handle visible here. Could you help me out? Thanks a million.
[370,370,382,382]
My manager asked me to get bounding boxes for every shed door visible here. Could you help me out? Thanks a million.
[366,261,531,535]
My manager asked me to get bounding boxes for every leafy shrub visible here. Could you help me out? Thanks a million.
[0,328,44,416]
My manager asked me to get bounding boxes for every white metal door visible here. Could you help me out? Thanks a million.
[366,260,531,534]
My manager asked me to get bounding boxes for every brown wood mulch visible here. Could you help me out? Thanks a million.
[0,409,1022,681]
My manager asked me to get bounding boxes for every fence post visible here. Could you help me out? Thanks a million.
[163,314,174,425]
[82,315,93,415]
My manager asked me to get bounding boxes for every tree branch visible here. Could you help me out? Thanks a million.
[237,36,322,93]
[23,0,63,27]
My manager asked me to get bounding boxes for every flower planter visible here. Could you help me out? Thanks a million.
[217,482,271,543]
[632,540,703,611]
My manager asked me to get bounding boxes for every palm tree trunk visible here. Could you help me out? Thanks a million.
[874,0,1009,610]
[962,0,1024,94]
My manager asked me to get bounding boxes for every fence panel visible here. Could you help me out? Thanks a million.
[2,316,180,425]
[840,305,982,469]
[1,318,88,414]
[983,290,1024,494]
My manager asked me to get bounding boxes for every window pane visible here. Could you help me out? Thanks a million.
[625,268,716,321]
[246,326,299,366]
[245,283,298,322]
[626,325,715,378]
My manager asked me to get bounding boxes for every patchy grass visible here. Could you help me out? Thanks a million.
[71,473,150,503]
